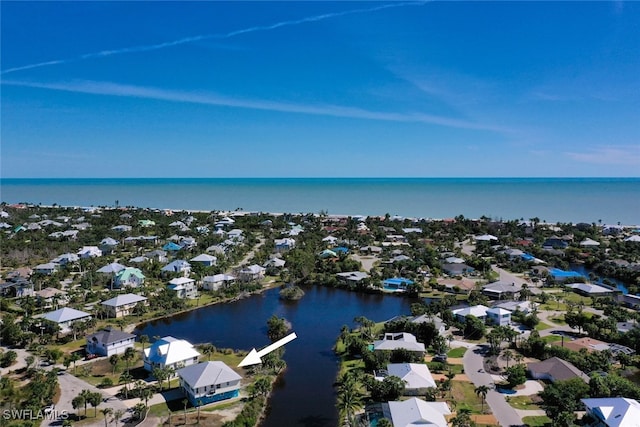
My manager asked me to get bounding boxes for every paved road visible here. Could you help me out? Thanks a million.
[463,344,526,427]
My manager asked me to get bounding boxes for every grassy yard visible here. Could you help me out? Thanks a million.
[541,335,562,344]
[447,347,467,358]
[534,322,552,331]
[506,395,542,410]
[522,415,552,426]
[548,315,566,325]
[447,381,484,414]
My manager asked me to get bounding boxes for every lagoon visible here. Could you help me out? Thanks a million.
[134,285,415,427]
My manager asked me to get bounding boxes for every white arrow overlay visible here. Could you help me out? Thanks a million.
[238,332,297,367]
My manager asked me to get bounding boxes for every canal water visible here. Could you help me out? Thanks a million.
[134,285,415,427]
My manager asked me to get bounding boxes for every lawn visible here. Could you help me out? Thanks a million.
[506,395,542,410]
[534,322,552,331]
[548,315,566,325]
[541,335,562,344]
[447,347,467,358]
[447,381,484,414]
[521,415,552,426]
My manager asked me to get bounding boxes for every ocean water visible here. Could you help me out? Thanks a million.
[1,177,638,225]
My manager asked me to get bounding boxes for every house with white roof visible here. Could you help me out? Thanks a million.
[114,267,145,288]
[86,327,136,357]
[581,397,640,427]
[411,315,446,335]
[580,238,601,247]
[201,274,236,291]
[52,253,79,266]
[486,307,511,326]
[144,336,201,373]
[101,293,148,318]
[375,363,436,393]
[178,361,242,406]
[40,307,92,333]
[237,264,265,282]
[336,271,370,286]
[383,398,450,427]
[274,238,296,253]
[77,246,103,259]
[168,277,197,299]
[190,253,217,267]
[263,258,286,269]
[452,305,490,323]
[373,332,425,353]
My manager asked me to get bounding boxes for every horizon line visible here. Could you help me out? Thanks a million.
[2,176,639,180]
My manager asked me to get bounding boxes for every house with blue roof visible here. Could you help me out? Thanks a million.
[383,277,414,292]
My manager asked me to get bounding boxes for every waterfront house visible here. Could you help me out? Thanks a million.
[566,282,616,297]
[168,277,197,299]
[237,264,266,282]
[527,357,590,383]
[336,271,369,286]
[86,327,136,357]
[375,363,436,393]
[190,253,217,267]
[382,277,414,292]
[177,361,242,406]
[373,332,425,353]
[101,293,148,318]
[411,315,446,335]
[114,267,145,288]
[263,257,286,269]
[581,397,640,427]
[201,274,235,291]
[162,260,192,276]
[40,307,92,334]
[144,336,201,373]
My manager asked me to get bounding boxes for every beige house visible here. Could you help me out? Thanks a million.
[101,293,148,318]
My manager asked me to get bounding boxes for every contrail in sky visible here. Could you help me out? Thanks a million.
[1,2,426,75]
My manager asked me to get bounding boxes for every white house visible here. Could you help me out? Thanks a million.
[40,307,92,333]
[263,258,286,269]
[452,305,490,323]
[274,238,296,253]
[168,277,197,299]
[237,265,265,282]
[201,274,235,291]
[144,336,201,373]
[101,293,148,318]
[384,398,451,427]
[375,363,436,393]
[190,254,217,267]
[486,307,511,326]
[77,246,103,259]
[373,333,425,353]
[581,397,640,427]
[52,253,80,265]
[86,327,136,357]
[178,361,242,406]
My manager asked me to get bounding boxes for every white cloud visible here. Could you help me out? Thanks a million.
[566,146,640,166]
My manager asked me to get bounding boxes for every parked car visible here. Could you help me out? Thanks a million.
[85,353,98,360]
[433,354,448,362]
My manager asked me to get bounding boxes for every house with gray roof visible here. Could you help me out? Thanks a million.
[101,293,148,318]
[168,277,197,299]
[482,282,521,300]
[190,253,217,267]
[86,327,136,357]
[40,307,91,333]
[527,357,590,383]
[178,361,242,406]
[373,332,425,353]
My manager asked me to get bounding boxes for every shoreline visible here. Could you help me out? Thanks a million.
[5,203,640,229]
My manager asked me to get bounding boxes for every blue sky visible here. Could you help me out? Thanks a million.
[1,1,639,178]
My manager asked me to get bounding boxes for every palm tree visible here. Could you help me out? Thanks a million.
[182,398,189,424]
[100,407,113,427]
[474,385,489,413]
[452,408,474,427]
[139,335,149,353]
[119,371,133,399]
[109,354,120,374]
[113,409,124,427]
[336,374,365,427]
[122,346,136,373]
[502,349,513,369]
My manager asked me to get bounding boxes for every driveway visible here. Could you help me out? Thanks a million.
[463,344,526,427]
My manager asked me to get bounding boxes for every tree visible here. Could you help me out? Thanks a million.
[113,409,124,426]
[451,408,475,427]
[336,374,365,427]
[100,407,113,427]
[199,343,216,361]
[474,385,489,413]
[182,398,189,423]
[504,364,527,388]
[463,315,485,340]
[122,346,136,372]
[79,389,92,416]
[502,349,513,369]
[539,377,590,421]
[72,395,86,418]
[267,315,290,342]
[139,335,150,353]
[87,391,102,417]
[119,371,133,399]
[152,366,167,391]
[109,354,120,374]
[377,419,393,427]
[70,352,81,374]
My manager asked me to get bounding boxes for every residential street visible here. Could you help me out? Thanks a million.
[462,344,526,427]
